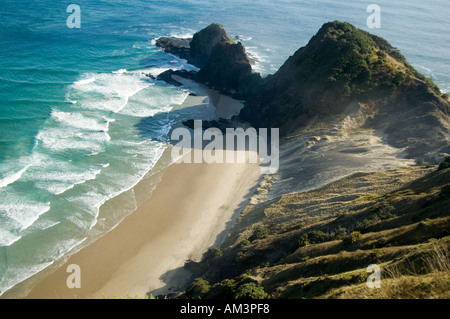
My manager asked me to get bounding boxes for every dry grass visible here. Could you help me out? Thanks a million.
[380,242,450,299]
[321,239,450,299]
[183,166,450,299]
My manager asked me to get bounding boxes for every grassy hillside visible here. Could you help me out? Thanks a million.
[181,160,450,299]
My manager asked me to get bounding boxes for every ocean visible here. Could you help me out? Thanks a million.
[0,0,449,297]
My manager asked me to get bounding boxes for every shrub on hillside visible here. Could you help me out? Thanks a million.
[234,282,268,299]
[252,225,270,240]
[298,230,331,247]
[185,278,211,298]
[207,247,224,259]
[207,279,237,299]
[343,231,362,245]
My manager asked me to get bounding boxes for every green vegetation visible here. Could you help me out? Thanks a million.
[207,279,237,299]
[287,20,442,111]
[185,278,211,299]
[184,277,269,299]
[343,231,362,245]
[356,202,396,231]
[207,247,224,258]
[240,239,251,248]
[299,230,331,247]
[252,225,270,240]
[234,283,268,299]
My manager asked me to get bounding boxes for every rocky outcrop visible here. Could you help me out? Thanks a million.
[156,69,196,86]
[155,37,191,61]
[155,23,262,98]
[189,23,234,68]
[155,23,234,68]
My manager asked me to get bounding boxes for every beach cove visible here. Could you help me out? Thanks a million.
[3,82,262,299]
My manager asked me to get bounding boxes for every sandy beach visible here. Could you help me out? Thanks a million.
[6,79,261,299]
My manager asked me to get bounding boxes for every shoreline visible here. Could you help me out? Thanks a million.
[3,79,262,299]
[21,150,260,299]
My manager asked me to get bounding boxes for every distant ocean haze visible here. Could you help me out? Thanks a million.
[0,0,448,297]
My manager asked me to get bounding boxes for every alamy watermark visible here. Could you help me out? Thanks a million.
[66,264,81,289]
[367,4,381,29]
[170,120,279,174]
[65,4,380,30]
[366,264,381,289]
[66,4,81,29]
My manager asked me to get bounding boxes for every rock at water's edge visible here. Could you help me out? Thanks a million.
[155,37,191,61]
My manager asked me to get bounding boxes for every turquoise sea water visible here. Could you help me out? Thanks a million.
[0,0,449,296]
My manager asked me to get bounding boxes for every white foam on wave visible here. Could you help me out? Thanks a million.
[70,141,166,230]
[69,71,151,113]
[0,164,31,189]
[51,111,110,132]
[33,166,103,196]
[0,200,50,232]
[38,130,106,154]
[21,153,110,196]
[0,228,21,247]
[0,260,54,297]
[169,31,194,39]
[37,112,111,156]
[118,84,189,118]
[112,69,127,74]
[245,45,266,75]
[74,77,96,86]
[235,34,252,42]
[146,67,171,76]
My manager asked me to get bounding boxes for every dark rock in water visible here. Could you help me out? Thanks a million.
[157,69,197,86]
[155,37,191,61]
[157,70,183,86]
[154,24,233,68]
[143,73,155,79]
[189,23,234,68]
[153,23,263,99]
[189,92,197,96]
[195,41,254,95]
